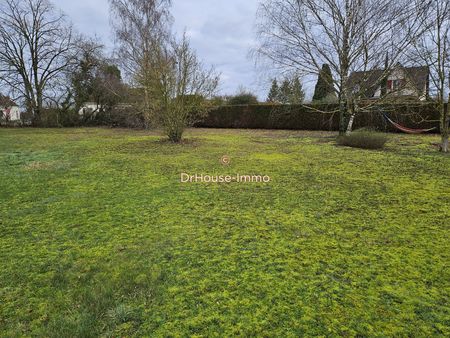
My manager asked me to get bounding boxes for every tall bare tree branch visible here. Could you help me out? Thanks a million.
[0,0,75,125]
[255,0,429,134]
[410,0,450,152]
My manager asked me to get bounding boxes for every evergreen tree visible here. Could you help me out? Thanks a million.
[279,79,291,104]
[267,79,280,102]
[268,76,305,104]
[312,64,335,102]
[290,76,305,104]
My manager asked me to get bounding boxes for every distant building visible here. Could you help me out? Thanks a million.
[348,65,429,101]
[0,94,21,121]
[78,102,104,116]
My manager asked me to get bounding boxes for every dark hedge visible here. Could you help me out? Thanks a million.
[196,103,442,133]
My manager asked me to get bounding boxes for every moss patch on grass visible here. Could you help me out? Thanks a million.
[0,128,449,337]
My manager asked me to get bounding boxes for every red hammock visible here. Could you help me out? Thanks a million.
[382,113,437,134]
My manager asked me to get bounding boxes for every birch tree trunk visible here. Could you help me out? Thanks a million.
[442,98,449,152]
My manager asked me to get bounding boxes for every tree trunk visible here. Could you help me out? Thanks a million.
[339,100,347,135]
[442,136,449,153]
[346,100,356,135]
[441,101,449,153]
[29,95,41,127]
[346,114,355,135]
[338,80,349,135]
[32,108,41,127]
[339,0,351,136]
[143,85,152,129]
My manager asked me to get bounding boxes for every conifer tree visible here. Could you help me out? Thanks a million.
[267,79,280,102]
[290,76,305,104]
[312,64,335,102]
[279,79,291,104]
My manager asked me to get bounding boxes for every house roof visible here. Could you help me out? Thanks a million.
[348,65,429,98]
[403,66,430,92]
[348,69,385,97]
[0,94,17,107]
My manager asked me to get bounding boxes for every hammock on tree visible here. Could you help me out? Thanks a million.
[382,113,437,134]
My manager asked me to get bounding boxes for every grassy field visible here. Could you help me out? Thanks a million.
[0,128,449,337]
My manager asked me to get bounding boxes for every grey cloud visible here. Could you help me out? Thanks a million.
[57,0,265,98]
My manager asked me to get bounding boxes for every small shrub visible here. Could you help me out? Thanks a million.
[227,92,259,105]
[337,131,388,149]
[97,106,147,128]
[33,108,80,127]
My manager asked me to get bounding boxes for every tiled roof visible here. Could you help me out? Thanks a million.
[348,66,429,98]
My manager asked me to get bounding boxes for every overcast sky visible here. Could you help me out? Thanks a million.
[56,0,268,99]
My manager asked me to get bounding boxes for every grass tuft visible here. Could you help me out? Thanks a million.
[107,304,137,324]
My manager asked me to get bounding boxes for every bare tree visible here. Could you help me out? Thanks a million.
[110,0,219,141]
[255,0,428,134]
[109,0,173,126]
[151,35,220,142]
[410,0,450,152]
[0,0,75,125]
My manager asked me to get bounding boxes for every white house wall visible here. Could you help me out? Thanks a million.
[78,103,102,116]
[10,107,20,120]
[1,106,21,121]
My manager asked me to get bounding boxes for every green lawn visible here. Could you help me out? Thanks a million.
[0,128,449,337]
